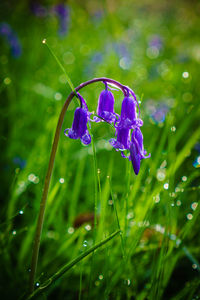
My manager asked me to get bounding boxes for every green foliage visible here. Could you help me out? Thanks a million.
[0,0,200,299]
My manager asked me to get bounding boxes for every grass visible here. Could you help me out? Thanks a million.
[0,0,200,299]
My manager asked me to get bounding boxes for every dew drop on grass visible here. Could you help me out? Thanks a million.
[192,264,197,270]
[19,210,23,215]
[157,169,166,181]
[108,199,113,205]
[68,227,74,234]
[36,282,40,287]
[59,178,65,184]
[191,202,198,211]
[83,240,88,247]
[85,224,91,231]
[98,274,103,280]
[12,230,16,235]
[182,176,187,182]
[182,71,189,78]
[170,126,176,132]
[176,200,182,206]
[163,183,169,190]
[186,213,193,220]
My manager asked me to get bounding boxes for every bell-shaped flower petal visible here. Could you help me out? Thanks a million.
[129,127,150,175]
[109,127,130,151]
[64,107,91,145]
[117,96,143,129]
[94,88,117,123]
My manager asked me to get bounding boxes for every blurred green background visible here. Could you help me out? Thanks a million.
[0,0,200,299]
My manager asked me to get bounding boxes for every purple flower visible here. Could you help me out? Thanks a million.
[94,82,117,123]
[0,22,22,58]
[117,96,143,129]
[129,128,150,175]
[64,93,91,145]
[54,4,69,36]
[109,127,130,151]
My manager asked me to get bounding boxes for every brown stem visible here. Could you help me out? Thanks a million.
[28,77,126,294]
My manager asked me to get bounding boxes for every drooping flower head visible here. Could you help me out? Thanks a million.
[109,127,130,151]
[117,93,143,129]
[64,93,91,145]
[129,127,150,175]
[94,82,117,124]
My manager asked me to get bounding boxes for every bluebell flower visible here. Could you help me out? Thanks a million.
[64,93,91,145]
[94,82,118,124]
[54,4,69,36]
[109,127,130,151]
[129,128,150,175]
[0,22,22,58]
[117,95,143,129]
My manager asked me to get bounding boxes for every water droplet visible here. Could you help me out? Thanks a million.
[85,224,91,231]
[171,202,175,207]
[182,71,189,78]
[153,194,160,203]
[191,202,198,211]
[54,92,62,101]
[163,183,169,190]
[68,227,74,234]
[83,240,88,247]
[176,239,181,247]
[19,210,23,215]
[192,264,197,269]
[4,77,11,85]
[59,178,65,184]
[176,200,182,206]
[170,126,176,132]
[157,169,166,181]
[108,200,113,205]
[42,39,46,44]
[127,212,134,219]
[182,176,187,182]
[186,213,193,220]
[36,282,40,287]
[12,230,16,235]
[97,169,101,174]
[99,274,103,280]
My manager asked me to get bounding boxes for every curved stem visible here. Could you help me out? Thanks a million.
[28,77,126,294]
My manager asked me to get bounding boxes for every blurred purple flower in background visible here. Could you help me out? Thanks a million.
[53,4,70,36]
[30,3,47,17]
[150,104,169,124]
[149,34,163,50]
[0,22,22,58]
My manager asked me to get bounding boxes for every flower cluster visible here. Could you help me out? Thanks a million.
[0,22,22,58]
[64,80,150,175]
